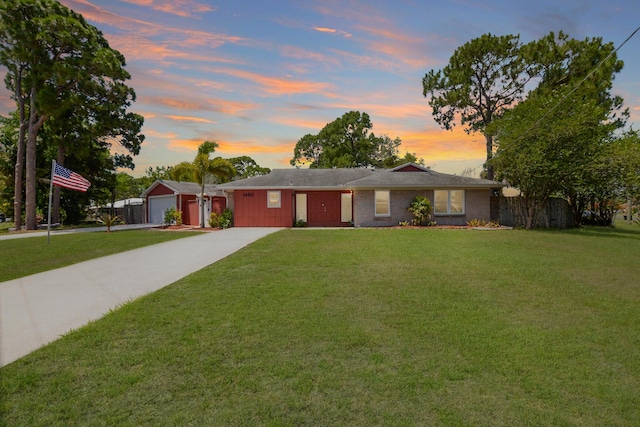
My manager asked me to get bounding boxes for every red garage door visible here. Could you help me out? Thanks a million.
[307,192,343,227]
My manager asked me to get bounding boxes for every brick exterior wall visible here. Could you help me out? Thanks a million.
[354,189,491,227]
[354,190,432,227]
[464,189,491,222]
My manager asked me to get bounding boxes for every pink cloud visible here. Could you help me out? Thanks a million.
[163,115,216,124]
[61,1,243,48]
[307,2,439,70]
[120,0,215,18]
[143,95,255,116]
[313,26,352,37]
[279,46,341,68]
[211,67,336,96]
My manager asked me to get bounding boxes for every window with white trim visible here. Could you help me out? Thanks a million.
[267,191,281,208]
[434,190,465,214]
[375,190,390,216]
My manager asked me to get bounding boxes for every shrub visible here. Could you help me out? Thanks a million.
[163,207,182,226]
[294,219,306,227]
[467,219,501,228]
[209,208,233,229]
[408,195,432,226]
[98,212,121,232]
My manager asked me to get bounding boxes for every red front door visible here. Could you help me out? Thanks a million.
[306,192,343,227]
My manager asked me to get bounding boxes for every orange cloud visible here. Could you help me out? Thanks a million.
[167,138,291,156]
[216,140,293,155]
[211,67,335,96]
[164,115,216,124]
[142,129,179,139]
[165,138,202,152]
[143,95,256,116]
[272,116,330,132]
[399,126,485,162]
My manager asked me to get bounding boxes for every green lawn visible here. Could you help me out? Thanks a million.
[0,220,13,234]
[1,226,639,425]
[0,229,201,282]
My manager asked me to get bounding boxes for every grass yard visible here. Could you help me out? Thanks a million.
[0,229,201,282]
[0,220,13,234]
[1,225,639,425]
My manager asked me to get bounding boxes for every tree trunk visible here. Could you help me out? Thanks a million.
[13,72,26,231]
[485,133,494,181]
[13,117,27,231]
[25,87,46,230]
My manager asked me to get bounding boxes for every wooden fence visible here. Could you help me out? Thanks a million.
[491,196,574,229]
[115,203,146,224]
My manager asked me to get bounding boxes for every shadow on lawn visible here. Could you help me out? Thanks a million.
[569,225,640,240]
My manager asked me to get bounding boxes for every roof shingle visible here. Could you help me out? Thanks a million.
[217,163,503,190]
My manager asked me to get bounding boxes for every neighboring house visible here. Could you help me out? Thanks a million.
[141,180,227,226]
[104,198,146,224]
[217,163,503,227]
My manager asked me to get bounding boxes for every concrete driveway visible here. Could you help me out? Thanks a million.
[0,227,281,366]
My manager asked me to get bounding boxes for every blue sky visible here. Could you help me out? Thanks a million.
[3,0,640,176]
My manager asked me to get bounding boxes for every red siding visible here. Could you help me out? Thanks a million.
[147,184,175,196]
[233,189,293,227]
[185,198,199,225]
[394,164,424,172]
[183,196,226,226]
[212,196,226,215]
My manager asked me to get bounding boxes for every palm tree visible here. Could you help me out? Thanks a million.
[171,141,236,228]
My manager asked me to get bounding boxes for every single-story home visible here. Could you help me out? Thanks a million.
[216,163,503,227]
[141,180,228,226]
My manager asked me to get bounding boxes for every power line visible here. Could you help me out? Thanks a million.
[458,26,640,177]
[498,26,640,152]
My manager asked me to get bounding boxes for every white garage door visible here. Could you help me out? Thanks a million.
[148,195,176,224]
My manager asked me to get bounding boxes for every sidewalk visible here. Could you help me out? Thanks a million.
[0,227,281,366]
[0,223,163,240]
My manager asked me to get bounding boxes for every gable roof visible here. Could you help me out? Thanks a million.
[141,179,221,197]
[217,163,503,190]
[348,163,503,189]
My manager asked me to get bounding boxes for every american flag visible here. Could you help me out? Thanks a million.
[52,163,91,192]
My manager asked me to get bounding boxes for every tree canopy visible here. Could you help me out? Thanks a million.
[227,156,271,178]
[489,32,631,227]
[171,141,235,228]
[290,111,412,168]
[423,33,533,180]
[0,0,143,229]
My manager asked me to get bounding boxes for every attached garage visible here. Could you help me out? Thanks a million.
[148,195,176,224]
[141,179,227,226]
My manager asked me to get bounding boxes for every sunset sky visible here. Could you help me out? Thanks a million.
[3,0,640,177]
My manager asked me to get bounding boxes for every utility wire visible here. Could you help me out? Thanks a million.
[497,25,640,153]
[460,26,640,179]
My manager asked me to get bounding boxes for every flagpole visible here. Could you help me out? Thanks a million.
[47,159,55,244]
